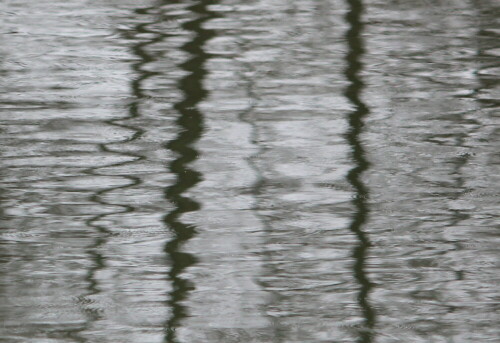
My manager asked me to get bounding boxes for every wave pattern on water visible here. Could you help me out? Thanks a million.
[79,0,174,336]
[0,0,499,342]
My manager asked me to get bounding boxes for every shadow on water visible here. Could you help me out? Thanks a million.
[163,1,216,342]
[343,0,376,342]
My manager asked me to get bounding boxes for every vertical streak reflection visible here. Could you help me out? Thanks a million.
[343,0,376,342]
[163,1,216,342]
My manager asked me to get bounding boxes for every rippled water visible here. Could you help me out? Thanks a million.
[1,0,499,342]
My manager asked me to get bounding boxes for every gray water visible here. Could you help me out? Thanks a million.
[0,0,499,342]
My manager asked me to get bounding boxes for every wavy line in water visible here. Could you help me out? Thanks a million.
[163,1,217,342]
[343,0,376,342]
[79,2,171,328]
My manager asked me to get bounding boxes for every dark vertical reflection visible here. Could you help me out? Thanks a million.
[343,0,375,342]
[163,1,216,342]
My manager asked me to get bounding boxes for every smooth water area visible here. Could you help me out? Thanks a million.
[0,0,498,342]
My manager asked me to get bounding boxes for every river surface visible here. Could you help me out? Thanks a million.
[0,0,499,342]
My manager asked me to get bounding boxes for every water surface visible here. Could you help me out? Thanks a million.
[0,0,498,342]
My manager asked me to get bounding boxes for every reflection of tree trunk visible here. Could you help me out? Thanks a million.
[343,0,376,342]
[163,1,217,342]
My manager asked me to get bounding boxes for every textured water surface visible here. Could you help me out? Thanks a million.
[0,0,499,342]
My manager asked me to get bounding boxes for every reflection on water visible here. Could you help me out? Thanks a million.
[1,0,499,342]
[163,1,216,341]
[344,0,375,341]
